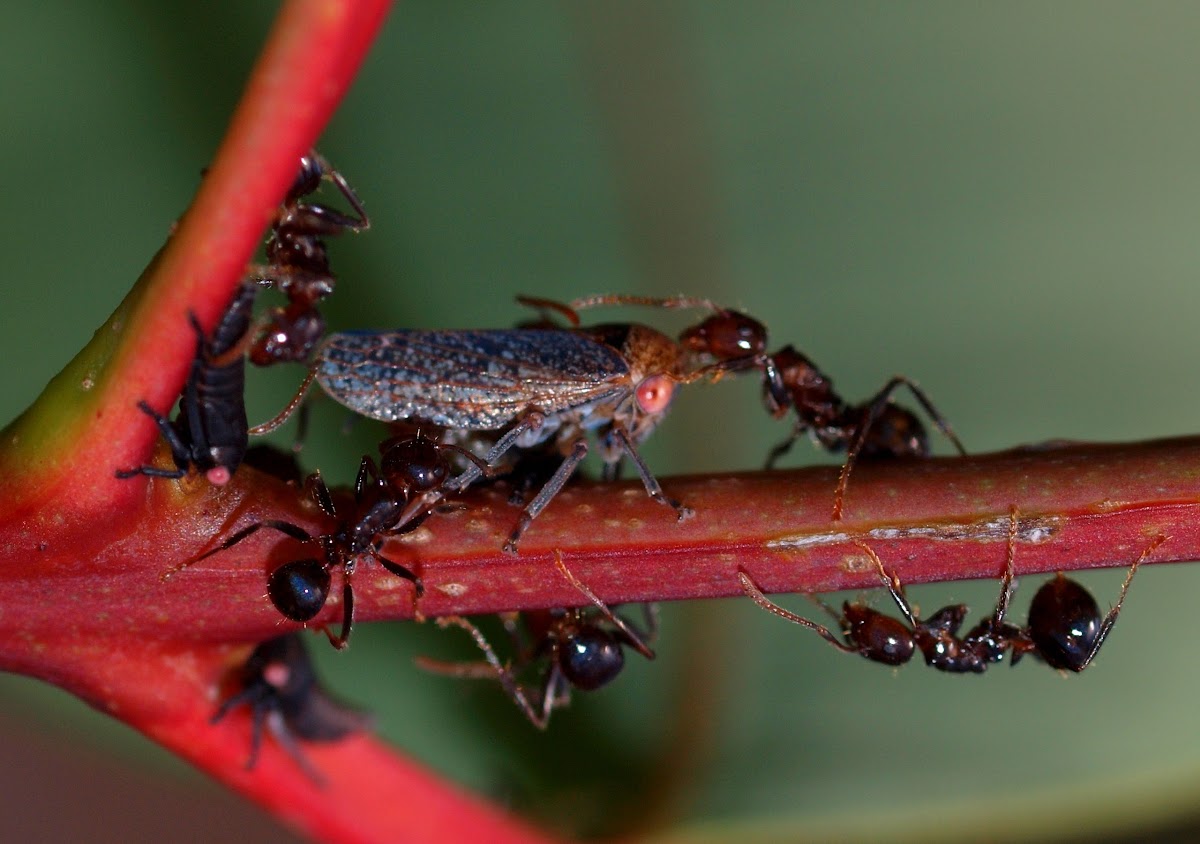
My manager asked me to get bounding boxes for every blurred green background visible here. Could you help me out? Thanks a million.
[4,2,1200,841]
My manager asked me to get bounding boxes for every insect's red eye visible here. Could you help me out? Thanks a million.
[635,375,675,414]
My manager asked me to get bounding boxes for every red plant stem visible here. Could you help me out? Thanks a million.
[3,1,1194,841]
[0,437,1192,649]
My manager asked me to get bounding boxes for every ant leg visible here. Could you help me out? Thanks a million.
[850,542,920,628]
[249,367,318,435]
[763,431,799,471]
[503,439,589,555]
[990,506,1021,624]
[163,520,313,580]
[377,552,426,600]
[430,616,549,729]
[630,602,660,648]
[321,155,370,230]
[323,580,354,651]
[736,570,858,653]
[882,376,967,456]
[536,660,570,727]
[1078,533,1168,669]
[831,376,964,521]
[435,442,494,479]
[552,551,655,660]
[354,457,382,499]
[608,426,693,520]
[303,471,337,517]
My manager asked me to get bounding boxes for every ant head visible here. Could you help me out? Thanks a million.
[380,436,451,493]
[268,559,331,623]
[679,310,768,361]
[558,625,626,691]
[1026,575,1102,672]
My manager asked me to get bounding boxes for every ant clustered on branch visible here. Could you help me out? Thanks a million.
[113,149,1161,777]
[738,507,1168,674]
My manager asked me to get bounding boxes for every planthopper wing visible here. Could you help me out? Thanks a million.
[315,329,631,429]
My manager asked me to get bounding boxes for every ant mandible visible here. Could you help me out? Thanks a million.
[738,507,1167,673]
[171,434,488,648]
[418,552,656,729]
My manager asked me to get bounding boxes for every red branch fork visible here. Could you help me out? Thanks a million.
[0,1,1196,842]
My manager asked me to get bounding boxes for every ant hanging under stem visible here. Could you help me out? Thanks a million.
[417,552,656,729]
[169,434,487,648]
[738,507,1168,673]
[212,634,370,783]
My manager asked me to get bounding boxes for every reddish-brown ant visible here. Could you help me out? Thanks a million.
[249,150,368,366]
[172,434,487,648]
[418,552,656,729]
[738,508,1167,673]
[213,634,369,782]
[675,304,966,520]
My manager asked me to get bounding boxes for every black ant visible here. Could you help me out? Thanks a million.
[738,508,1167,673]
[677,306,966,520]
[249,150,368,366]
[116,280,256,486]
[212,634,369,782]
[418,552,656,729]
[174,434,488,648]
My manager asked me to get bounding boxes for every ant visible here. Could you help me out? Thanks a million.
[418,552,656,729]
[174,434,488,648]
[738,508,1167,673]
[249,150,369,366]
[676,305,966,520]
[212,634,369,782]
[116,280,256,486]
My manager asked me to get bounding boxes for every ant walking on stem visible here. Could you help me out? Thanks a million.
[557,294,965,521]
[418,552,656,728]
[674,301,966,521]
[738,507,1167,673]
[170,434,487,648]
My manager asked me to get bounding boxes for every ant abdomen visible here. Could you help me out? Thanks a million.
[1026,574,1105,672]
[842,605,915,666]
[267,558,330,623]
[558,627,626,691]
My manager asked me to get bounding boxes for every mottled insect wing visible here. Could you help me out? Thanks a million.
[315,329,631,428]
